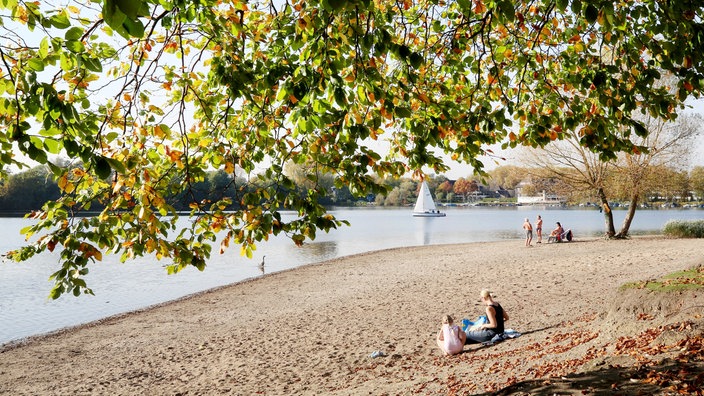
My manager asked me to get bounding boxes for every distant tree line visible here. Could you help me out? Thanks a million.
[372,165,704,207]
[2,163,703,214]
[0,163,366,214]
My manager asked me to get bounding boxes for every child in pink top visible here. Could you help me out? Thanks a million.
[436,315,466,355]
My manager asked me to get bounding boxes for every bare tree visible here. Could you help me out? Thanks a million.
[612,113,702,236]
[520,136,618,237]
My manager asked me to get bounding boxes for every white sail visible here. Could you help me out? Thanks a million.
[413,181,445,217]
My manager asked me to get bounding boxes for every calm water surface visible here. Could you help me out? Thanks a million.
[1,207,702,345]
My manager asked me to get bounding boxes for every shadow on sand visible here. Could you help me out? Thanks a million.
[472,358,704,395]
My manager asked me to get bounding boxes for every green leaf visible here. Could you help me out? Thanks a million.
[43,138,61,154]
[27,58,45,71]
[103,0,128,35]
[38,37,50,59]
[584,4,599,24]
[115,0,150,19]
[322,0,347,11]
[49,284,64,300]
[395,107,412,118]
[105,157,126,174]
[65,27,83,41]
[334,87,347,106]
[65,40,85,53]
[50,12,71,29]
[499,1,515,22]
[571,0,582,15]
[60,52,76,71]
[456,0,471,13]
[26,144,48,164]
[83,56,103,73]
[409,52,423,69]
[122,16,146,38]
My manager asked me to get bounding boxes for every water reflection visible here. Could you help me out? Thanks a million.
[415,217,436,245]
[290,240,339,263]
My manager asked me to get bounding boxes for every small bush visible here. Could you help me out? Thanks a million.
[662,220,704,238]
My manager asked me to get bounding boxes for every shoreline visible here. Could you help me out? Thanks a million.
[1,244,426,351]
[1,237,703,394]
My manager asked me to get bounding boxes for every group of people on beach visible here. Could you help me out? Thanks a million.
[522,215,564,246]
[436,289,509,356]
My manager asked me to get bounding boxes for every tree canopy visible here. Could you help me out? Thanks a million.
[1,0,703,297]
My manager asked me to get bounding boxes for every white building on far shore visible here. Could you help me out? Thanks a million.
[516,190,566,205]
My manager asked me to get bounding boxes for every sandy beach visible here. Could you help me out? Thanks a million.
[1,237,703,395]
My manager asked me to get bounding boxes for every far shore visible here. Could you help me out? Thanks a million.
[1,236,703,395]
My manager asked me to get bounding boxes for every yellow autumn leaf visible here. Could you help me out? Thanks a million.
[154,124,165,138]
[58,174,68,189]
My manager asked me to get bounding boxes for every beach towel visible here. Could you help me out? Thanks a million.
[484,329,522,346]
[461,315,487,332]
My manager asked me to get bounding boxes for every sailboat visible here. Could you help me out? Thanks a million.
[413,181,446,217]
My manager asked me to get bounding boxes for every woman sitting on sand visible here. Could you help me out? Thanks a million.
[548,222,565,243]
[465,289,509,344]
[550,222,564,238]
[436,315,466,355]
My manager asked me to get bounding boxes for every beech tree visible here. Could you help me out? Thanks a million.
[2,0,703,297]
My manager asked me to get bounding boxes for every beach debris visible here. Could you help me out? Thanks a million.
[369,350,385,358]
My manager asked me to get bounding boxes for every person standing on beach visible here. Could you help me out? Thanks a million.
[535,215,543,244]
[465,289,509,344]
[436,315,466,355]
[522,218,533,247]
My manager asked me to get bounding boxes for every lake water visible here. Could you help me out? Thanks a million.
[1,206,702,345]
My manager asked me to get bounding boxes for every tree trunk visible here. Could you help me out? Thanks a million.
[597,187,616,237]
[615,193,639,238]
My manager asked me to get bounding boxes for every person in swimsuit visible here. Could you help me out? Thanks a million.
[436,314,466,355]
[465,289,509,344]
[535,215,543,243]
[522,218,533,247]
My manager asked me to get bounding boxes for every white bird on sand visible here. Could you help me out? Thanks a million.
[258,255,266,274]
